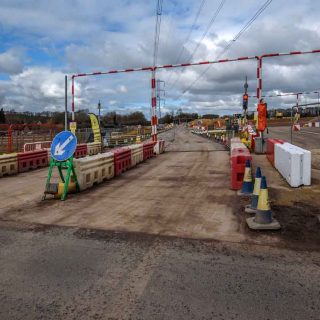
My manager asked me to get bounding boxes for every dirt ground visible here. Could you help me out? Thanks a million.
[0,126,319,250]
[0,127,245,243]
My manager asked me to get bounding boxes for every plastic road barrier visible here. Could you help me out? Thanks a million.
[0,153,18,177]
[23,141,51,152]
[128,144,144,166]
[230,145,252,190]
[154,140,165,154]
[266,139,284,166]
[87,142,101,156]
[112,147,132,176]
[143,141,156,161]
[275,142,311,187]
[74,144,87,158]
[17,150,48,173]
[74,152,114,190]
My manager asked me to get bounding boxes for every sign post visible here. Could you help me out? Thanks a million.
[43,131,80,201]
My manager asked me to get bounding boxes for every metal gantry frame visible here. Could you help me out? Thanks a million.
[70,49,320,142]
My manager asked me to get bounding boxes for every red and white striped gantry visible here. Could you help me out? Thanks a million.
[71,49,320,142]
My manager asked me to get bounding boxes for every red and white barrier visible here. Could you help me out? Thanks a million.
[154,140,165,154]
[23,141,51,152]
[17,150,48,173]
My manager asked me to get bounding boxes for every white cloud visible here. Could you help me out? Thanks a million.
[0,0,320,116]
[0,48,24,74]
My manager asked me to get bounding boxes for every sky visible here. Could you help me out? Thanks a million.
[0,0,320,118]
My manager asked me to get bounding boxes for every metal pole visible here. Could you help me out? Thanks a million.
[65,75,68,131]
[71,76,75,121]
[290,108,293,144]
[98,100,101,126]
[317,91,320,120]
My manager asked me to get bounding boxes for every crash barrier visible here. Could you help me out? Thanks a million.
[74,144,87,158]
[275,142,311,187]
[0,153,18,177]
[230,137,244,154]
[107,134,151,147]
[143,141,156,161]
[23,141,51,152]
[87,142,101,156]
[74,152,114,190]
[266,139,285,166]
[154,140,165,155]
[230,139,252,190]
[112,147,132,176]
[308,121,320,127]
[17,150,48,173]
[129,144,144,166]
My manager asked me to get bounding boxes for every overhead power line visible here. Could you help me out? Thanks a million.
[188,0,226,63]
[170,0,226,88]
[178,0,273,98]
[153,0,164,67]
[174,0,207,65]
[166,0,206,85]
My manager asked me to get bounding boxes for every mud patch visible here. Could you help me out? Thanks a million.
[273,202,320,248]
[236,197,320,250]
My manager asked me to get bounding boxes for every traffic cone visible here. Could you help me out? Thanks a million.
[245,167,262,213]
[246,176,280,230]
[237,159,253,196]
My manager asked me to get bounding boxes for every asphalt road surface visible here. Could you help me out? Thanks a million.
[0,126,319,319]
[266,126,320,150]
[0,223,319,320]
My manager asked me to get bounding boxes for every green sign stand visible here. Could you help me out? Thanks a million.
[43,156,80,201]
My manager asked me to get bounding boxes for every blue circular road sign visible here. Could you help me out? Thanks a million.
[51,131,77,162]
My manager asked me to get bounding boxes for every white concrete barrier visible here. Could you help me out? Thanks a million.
[74,152,114,190]
[0,153,18,177]
[87,142,101,156]
[275,142,311,187]
[128,144,143,166]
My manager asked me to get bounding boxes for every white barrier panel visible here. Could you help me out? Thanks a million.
[87,142,101,156]
[128,144,143,166]
[74,152,114,190]
[154,140,165,155]
[275,143,311,187]
[0,153,18,177]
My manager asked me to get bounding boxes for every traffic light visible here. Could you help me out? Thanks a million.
[243,93,248,110]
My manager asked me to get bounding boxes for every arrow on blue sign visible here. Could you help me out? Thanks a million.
[51,131,77,162]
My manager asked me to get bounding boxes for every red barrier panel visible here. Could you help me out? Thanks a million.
[17,150,48,173]
[112,147,132,176]
[230,148,252,190]
[266,139,285,166]
[143,141,156,161]
[74,144,87,159]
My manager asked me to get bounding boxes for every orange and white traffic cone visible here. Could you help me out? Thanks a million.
[246,176,280,230]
